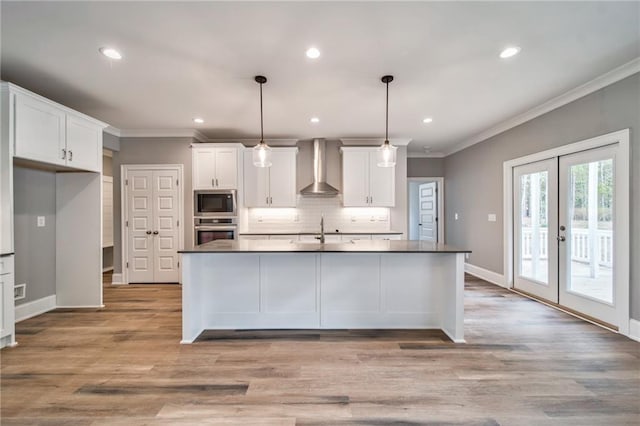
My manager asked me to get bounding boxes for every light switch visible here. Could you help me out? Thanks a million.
[37,216,45,227]
[488,214,497,222]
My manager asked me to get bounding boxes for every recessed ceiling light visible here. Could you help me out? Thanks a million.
[99,47,122,60]
[306,47,320,59]
[499,46,521,59]
[310,117,320,124]
[422,117,433,124]
[193,117,204,124]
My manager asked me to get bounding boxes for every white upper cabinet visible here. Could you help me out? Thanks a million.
[65,114,102,172]
[14,92,66,167]
[243,148,297,208]
[341,147,395,207]
[10,85,106,172]
[192,146,238,190]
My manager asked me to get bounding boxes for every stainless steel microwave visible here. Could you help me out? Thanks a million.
[194,190,237,217]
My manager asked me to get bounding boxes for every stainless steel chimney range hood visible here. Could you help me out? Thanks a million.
[300,139,339,197]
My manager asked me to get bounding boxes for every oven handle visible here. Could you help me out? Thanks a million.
[194,226,238,232]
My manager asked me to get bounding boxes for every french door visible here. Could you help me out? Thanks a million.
[514,144,623,328]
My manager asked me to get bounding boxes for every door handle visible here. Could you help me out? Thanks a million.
[153,231,159,235]
[146,230,152,235]
[557,236,566,242]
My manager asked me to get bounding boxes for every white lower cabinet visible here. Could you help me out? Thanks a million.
[0,255,15,348]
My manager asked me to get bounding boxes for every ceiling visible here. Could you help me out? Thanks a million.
[2,1,639,155]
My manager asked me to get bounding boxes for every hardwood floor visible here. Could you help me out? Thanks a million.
[1,274,638,425]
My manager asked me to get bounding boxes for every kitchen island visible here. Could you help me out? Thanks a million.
[179,240,471,344]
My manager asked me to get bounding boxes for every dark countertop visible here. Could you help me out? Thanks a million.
[0,252,14,257]
[179,240,470,254]
[239,231,403,236]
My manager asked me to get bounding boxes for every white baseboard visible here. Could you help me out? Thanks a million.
[464,263,506,288]
[15,295,57,322]
[102,266,114,273]
[111,273,126,285]
[629,319,640,342]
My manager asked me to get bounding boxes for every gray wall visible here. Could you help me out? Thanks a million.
[408,158,444,177]
[13,166,56,305]
[112,137,194,274]
[103,132,120,151]
[444,73,640,320]
[102,154,113,177]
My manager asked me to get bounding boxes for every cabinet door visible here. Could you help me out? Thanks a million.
[368,153,395,206]
[268,150,297,207]
[0,256,14,342]
[152,170,180,283]
[342,151,370,207]
[243,150,269,207]
[192,148,216,189]
[214,148,238,189]
[14,93,66,166]
[65,114,102,172]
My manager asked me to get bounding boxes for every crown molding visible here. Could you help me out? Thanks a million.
[201,138,299,146]
[407,152,446,159]
[114,128,208,141]
[340,138,412,146]
[103,126,121,137]
[444,57,640,157]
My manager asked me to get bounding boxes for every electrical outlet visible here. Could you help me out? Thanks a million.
[257,216,263,222]
[488,214,497,222]
[14,283,26,300]
[37,216,45,227]
[370,216,375,222]
[454,213,459,221]
[351,216,356,222]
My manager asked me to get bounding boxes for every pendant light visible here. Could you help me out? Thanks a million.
[252,75,272,167]
[377,75,397,167]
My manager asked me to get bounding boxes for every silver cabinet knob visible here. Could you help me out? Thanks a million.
[146,230,152,235]
[153,231,159,235]
[557,236,566,242]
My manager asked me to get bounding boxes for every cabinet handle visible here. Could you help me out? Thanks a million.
[269,197,273,205]
[216,178,219,187]
[61,149,67,160]
[266,197,269,205]
[68,150,73,161]
[212,179,215,187]
[370,196,373,205]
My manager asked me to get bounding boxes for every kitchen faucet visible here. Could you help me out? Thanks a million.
[317,215,325,244]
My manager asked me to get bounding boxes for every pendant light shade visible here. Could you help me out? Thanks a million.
[377,75,397,167]
[252,75,272,167]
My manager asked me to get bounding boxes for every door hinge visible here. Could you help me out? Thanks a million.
[176,179,179,186]
[125,179,128,186]
[126,262,129,268]
[178,261,180,268]
[126,220,129,227]
[177,220,180,227]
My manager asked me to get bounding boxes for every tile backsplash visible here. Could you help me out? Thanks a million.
[244,196,391,233]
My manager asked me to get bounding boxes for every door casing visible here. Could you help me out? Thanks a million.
[121,164,184,285]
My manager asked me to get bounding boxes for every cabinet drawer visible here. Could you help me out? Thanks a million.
[0,255,14,275]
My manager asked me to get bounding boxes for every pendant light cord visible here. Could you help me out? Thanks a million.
[259,81,264,143]
[385,80,389,143]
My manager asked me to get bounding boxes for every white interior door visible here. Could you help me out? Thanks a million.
[126,166,182,284]
[127,170,155,283]
[418,182,438,242]
[513,159,558,302]
[152,170,180,283]
[559,145,620,327]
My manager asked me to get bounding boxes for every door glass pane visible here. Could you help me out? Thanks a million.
[519,171,549,284]
[567,159,613,303]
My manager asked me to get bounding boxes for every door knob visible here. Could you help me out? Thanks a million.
[146,230,152,235]
[153,231,159,235]
[557,236,566,242]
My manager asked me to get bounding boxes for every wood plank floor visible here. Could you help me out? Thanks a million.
[1,274,638,425]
